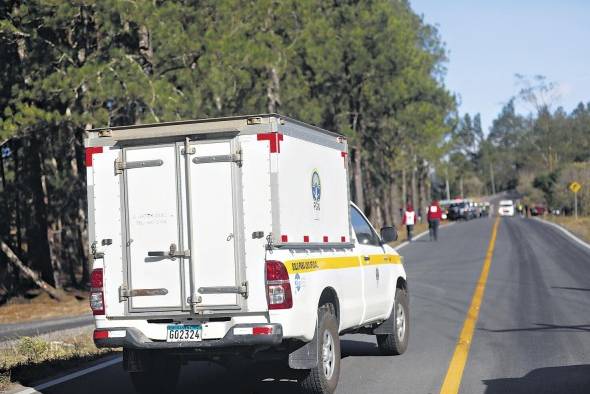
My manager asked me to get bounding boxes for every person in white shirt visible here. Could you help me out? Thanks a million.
[402,204,416,242]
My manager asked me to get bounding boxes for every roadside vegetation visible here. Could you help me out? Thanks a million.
[443,75,589,216]
[545,216,590,244]
[0,328,114,392]
[0,291,89,324]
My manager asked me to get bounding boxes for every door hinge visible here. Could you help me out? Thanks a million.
[119,286,168,302]
[114,158,163,175]
[181,147,196,155]
[197,281,248,299]
[192,152,242,167]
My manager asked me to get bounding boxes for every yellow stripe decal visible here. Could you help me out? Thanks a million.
[439,216,500,394]
[285,254,401,274]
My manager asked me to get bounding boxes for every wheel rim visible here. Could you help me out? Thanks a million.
[322,329,336,380]
[396,303,406,341]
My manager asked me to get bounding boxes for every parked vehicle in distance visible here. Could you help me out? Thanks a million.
[498,200,515,216]
[86,114,409,394]
[530,205,546,216]
[448,202,471,221]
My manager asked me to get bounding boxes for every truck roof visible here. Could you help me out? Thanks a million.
[89,113,345,140]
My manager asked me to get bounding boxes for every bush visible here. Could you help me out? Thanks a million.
[17,337,50,363]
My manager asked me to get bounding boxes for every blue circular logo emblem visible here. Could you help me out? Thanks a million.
[311,171,321,203]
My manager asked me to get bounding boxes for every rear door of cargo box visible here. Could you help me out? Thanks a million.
[121,143,186,312]
[185,139,244,310]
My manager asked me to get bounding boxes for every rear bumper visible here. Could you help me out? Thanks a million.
[94,323,283,349]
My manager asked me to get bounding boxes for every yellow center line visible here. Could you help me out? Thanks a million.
[439,216,501,394]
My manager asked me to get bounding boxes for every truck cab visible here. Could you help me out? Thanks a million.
[87,115,409,394]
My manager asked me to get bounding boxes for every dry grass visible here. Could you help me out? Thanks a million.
[545,216,590,243]
[0,291,90,324]
[0,327,115,392]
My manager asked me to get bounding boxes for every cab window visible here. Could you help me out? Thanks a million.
[350,206,381,246]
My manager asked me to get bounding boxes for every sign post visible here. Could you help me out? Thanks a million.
[569,182,582,219]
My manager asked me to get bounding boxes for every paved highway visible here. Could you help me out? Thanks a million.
[17,217,590,394]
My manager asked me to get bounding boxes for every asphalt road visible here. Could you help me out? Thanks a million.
[19,217,590,394]
[0,315,93,342]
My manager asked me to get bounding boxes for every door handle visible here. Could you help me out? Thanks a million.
[363,255,370,261]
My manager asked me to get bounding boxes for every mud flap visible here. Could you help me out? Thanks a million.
[123,348,149,372]
[372,304,395,335]
[288,320,319,369]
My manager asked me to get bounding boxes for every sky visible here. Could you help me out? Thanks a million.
[410,0,590,133]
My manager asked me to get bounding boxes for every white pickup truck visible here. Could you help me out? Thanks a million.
[87,114,409,393]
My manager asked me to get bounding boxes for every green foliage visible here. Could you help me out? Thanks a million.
[0,0,456,291]
[17,337,50,363]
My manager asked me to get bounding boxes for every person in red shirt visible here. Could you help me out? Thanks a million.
[402,204,416,242]
[427,200,442,241]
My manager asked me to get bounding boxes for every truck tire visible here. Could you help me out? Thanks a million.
[129,355,181,394]
[377,288,409,356]
[299,303,341,394]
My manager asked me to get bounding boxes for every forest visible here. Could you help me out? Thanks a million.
[445,76,590,215]
[0,1,588,298]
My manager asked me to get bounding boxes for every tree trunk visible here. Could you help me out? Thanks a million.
[1,240,62,300]
[459,175,464,198]
[411,155,418,221]
[28,136,55,287]
[390,181,400,226]
[266,66,281,113]
[489,164,496,195]
[401,167,407,209]
[445,168,451,200]
[352,142,364,211]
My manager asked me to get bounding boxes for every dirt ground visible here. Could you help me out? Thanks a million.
[0,291,90,324]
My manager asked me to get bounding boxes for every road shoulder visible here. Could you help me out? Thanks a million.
[534,217,590,252]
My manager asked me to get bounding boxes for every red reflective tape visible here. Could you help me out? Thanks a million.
[85,147,103,167]
[253,326,273,336]
[257,132,284,153]
[281,235,288,242]
[303,235,309,243]
[341,236,346,242]
[323,236,329,242]
[93,330,109,340]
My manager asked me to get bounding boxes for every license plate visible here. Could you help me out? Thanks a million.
[166,324,202,342]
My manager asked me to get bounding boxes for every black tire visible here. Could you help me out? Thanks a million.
[377,288,409,356]
[299,304,341,394]
[129,355,181,394]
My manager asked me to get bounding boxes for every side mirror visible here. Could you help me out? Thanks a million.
[380,226,397,243]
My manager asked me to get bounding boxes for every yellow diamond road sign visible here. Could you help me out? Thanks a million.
[569,182,582,193]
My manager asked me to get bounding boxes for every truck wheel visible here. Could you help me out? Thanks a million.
[377,288,409,355]
[129,355,181,394]
[299,304,341,394]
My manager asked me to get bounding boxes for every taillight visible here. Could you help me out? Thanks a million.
[265,260,293,310]
[90,268,105,315]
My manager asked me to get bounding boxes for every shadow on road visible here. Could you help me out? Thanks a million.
[479,323,590,333]
[340,338,382,358]
[483,364,590,394]
[551,286,590,292]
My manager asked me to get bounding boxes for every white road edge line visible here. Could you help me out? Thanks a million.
[396,221,456,250]
[12,355,123,394]
[534,217,590,252]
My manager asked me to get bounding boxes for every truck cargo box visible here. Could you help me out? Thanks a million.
[86,115,351,317]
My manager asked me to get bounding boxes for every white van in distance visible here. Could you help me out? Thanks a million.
[498,200,515,216]
[86,114,409,393]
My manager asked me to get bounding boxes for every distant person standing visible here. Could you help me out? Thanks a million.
[427,200,442,241]
[402,204,416,242]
